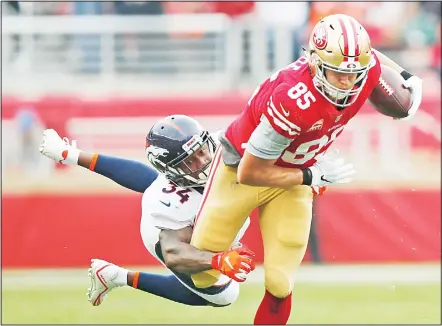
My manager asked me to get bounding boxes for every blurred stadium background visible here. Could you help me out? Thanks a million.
[1,1,441,324]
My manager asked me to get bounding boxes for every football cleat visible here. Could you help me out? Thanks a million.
[86,259,123,306]
[39,128,78,164]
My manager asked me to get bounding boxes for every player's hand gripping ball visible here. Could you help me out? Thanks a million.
[368,64,421,120]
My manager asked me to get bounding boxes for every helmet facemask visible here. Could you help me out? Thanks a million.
[310,52,375,108]
[306,14,376,108]
[147,131,216,188]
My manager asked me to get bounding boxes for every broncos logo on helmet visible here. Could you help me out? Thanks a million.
[145,115,217,188]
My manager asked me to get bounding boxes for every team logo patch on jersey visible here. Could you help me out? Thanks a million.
[313,27,328,49]
[307,119,324,132]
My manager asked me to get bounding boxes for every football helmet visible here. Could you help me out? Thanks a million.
[146,115,216,188]
[307,14,376,108]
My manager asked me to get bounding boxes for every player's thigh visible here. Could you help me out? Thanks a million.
[259,185,313,297]
[191,149,258,252]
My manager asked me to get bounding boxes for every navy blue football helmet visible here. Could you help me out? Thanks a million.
[145,115,216,188]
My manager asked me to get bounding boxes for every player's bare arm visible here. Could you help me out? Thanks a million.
[159,226,212,273]
[159,227,255,279]
[238,153,303,189]
[372,49,405,74]
[239,141,354,189]
[77,151,97,169]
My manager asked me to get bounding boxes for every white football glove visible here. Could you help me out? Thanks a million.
[398,75,423,121]
[306,150,356,187]
[39,129,80,165]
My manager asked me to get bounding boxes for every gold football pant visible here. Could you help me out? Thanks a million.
[191,148,313,298]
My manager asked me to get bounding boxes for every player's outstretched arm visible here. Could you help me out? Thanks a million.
[78,152,159,193]
[159,228,255,282]
[39,129,158,193]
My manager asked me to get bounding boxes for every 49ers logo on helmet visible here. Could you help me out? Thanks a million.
[313,27,328,49]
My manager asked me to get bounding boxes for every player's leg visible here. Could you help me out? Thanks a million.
[254,185,313,325]
[126,271,210,306]
[87,259,211,307]
[190,148,259,288]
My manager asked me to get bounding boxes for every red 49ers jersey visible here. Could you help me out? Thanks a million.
[224,54,381,169]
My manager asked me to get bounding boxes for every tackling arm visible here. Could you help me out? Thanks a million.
[39,129,158,193]
[159,227,255,281]
[159,227,213,273]
[77,152,158,193]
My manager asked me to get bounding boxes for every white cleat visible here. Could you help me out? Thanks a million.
[38,128,77,164]
[86,259,122,306]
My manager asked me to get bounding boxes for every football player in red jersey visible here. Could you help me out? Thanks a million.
[189,14,423,324]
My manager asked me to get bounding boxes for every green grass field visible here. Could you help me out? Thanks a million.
[2,265,440,324]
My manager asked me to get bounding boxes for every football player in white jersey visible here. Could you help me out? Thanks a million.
[39,115,255,308]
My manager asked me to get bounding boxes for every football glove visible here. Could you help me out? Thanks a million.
[39,129,80,165]
[303,150,355,187]
[211,247,255,283]
[311,185,327,196]
[399,75,423,121]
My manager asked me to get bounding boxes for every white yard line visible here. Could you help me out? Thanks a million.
[2,264,440,289]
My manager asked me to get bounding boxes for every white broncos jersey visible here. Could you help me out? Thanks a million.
[140,175,250,264]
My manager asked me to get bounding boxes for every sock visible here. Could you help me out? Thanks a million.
[254,290,292,325]
[130,272,209,306]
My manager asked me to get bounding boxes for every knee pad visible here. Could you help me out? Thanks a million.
[264,267,294,298]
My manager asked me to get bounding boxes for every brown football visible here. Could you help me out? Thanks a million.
[368,64,412,118]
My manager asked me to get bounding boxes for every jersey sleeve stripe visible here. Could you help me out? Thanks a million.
[267,97,301,135]
[269,97,301,131]
[266,107,300,136]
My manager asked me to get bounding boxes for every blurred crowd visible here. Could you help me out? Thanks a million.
[4,1,440,74]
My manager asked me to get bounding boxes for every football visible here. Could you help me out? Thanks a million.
[368,64,412,119]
